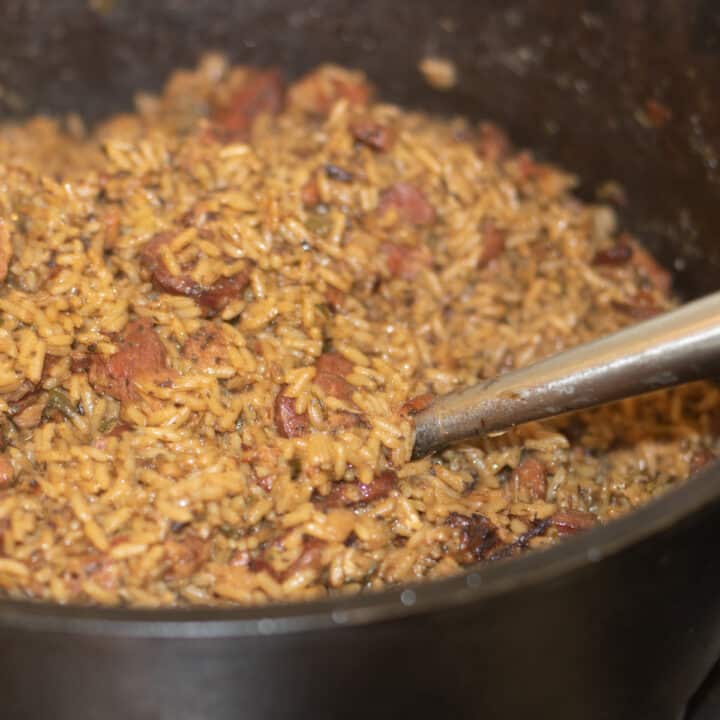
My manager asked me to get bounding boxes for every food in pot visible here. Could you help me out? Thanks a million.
[0,56,715,606]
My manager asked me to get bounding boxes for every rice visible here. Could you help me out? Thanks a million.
[0,57,716,607]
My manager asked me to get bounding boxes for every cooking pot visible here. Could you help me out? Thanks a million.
[2,1,720,718]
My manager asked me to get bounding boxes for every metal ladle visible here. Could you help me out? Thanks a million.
[412,291,720,459]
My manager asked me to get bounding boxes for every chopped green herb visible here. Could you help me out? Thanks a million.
[288,458,302,479]
[304,212,332,237]
[43,388,76,420]
[219,524,240,539]
[98,415,118,434]
[315,303,331,319]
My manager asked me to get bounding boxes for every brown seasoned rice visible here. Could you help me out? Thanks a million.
[0,56,716,607]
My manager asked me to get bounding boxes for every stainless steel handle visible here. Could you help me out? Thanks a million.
[412,291,720,459]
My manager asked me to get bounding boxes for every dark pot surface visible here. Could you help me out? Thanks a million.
[2,1,720,718]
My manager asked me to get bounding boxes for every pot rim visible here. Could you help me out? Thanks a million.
[0,460,718,639]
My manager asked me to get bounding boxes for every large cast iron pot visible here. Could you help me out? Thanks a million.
[2,1,720,718]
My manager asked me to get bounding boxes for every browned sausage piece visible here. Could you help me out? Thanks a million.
[274,388,310,438]
[140,233,249,315]
[105,422,132,439]
[380,242,433,280]
[211,68,284,140]
[70,352,91,373]
[5,381,35,404]
[358,469,397,503]
[550,510,597,535]
[101,209,121,250]
[323,470,398,508]
[195,272,250,315]
[314,352,354,403]
[350,118,394,152]
[447,512,504,562]
[378,183,436,226]
[140,233,199,297]
[513,456,547,502]
[15,405,44,429]
[690,448,716,474]
[320,483,352,508]
[400,393,434,416]
[324,286,345,312]
[88,319,175,403]
[248,557,278,578]
[278,537,326,582]
[315,352,353,377]
[592,241,633,266]
[7,386,44,431]
[316,372,355,402]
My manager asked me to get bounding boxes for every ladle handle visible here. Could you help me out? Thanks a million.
[412,291,720,459]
